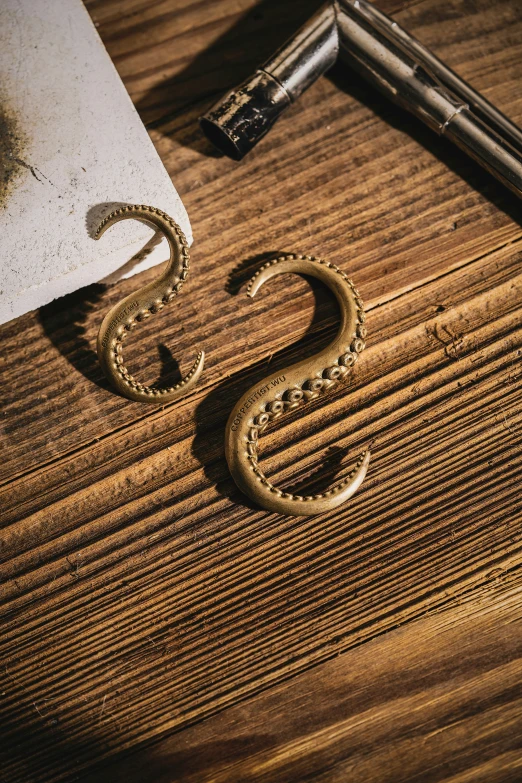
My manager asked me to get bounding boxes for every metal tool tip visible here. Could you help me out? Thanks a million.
[199,117,244,161]
[200,71,291,161]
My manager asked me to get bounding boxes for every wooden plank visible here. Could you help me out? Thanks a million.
[80,577,522,783]
[1,238,521,780]
[2,237,522,591]
[1,0,522,781]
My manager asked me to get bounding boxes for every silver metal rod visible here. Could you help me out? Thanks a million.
[199,4,338,161]
[200,0,522,200]
[352,0,522,155]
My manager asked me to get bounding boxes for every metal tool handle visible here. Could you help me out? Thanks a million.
[200,0,522,200]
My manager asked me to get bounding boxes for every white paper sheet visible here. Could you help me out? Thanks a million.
[0,0,191,325]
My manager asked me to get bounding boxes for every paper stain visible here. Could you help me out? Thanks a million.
[0,103,29,207]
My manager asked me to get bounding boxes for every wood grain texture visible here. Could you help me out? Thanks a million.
[81,577,522,783]
[1,0,521,780]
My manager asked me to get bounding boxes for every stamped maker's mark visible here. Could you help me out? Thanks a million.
[100,300,139,348]
[230,375,286,431]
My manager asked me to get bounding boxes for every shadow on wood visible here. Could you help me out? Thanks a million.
[38,284,111,392]
[135,0,323,137]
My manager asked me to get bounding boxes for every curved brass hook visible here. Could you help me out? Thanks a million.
[225,254,370,515]
[95,205,204,402]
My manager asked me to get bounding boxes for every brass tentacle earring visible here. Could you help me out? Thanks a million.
[95,205,204,402]
[225,254,370,515]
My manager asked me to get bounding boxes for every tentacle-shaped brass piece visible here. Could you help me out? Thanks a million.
[96,205,204,403]
[225,254,370,515]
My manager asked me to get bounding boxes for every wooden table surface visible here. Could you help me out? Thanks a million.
[1,0,522,781]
